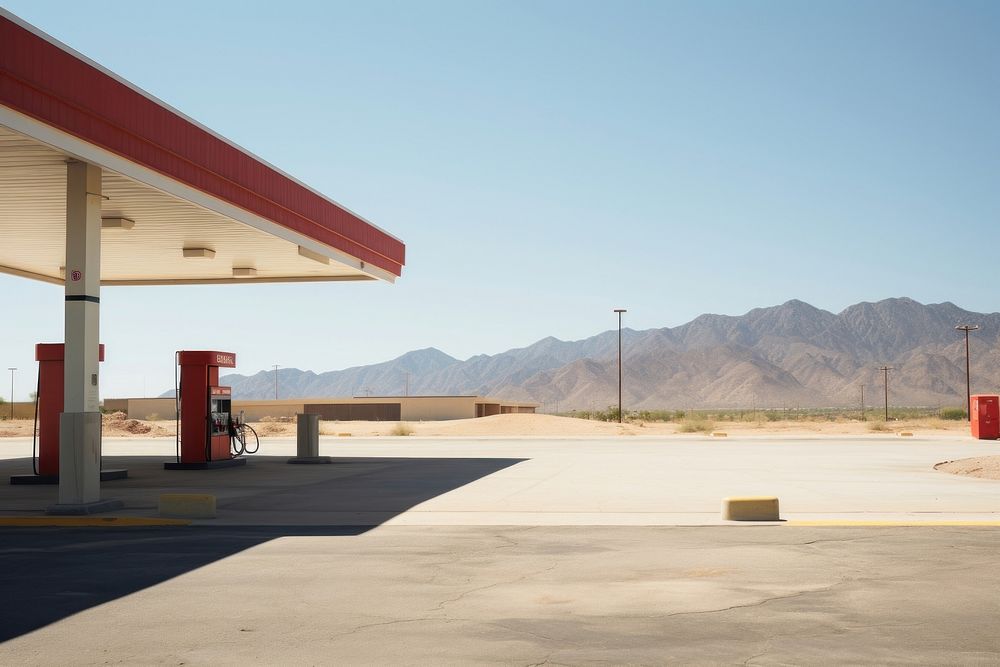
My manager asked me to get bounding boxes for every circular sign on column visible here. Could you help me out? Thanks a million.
[71,270,82,281]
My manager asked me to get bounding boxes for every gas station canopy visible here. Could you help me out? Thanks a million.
[0,10,405,285]
[1,9,406,512]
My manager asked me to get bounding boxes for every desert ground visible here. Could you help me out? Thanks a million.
[0,410,972,439]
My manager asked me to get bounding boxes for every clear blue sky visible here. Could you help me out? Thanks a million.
[2,0,998,400]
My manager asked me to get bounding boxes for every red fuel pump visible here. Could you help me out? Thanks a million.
[165,350,258,470]
[10,343,127,484]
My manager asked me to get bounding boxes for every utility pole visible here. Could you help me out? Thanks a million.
[272,364,279,400]
[6,367,15,420]
[860,383,865,421]
[880,366,893,422]
[404,372,410,397]
[955,325,979,422]
[614,309,627,423]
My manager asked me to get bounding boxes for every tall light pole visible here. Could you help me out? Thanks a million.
[6,367,15,420]
[880,366,892,422]
[955,325,979,422]
[272,364,279,401]
[614,309,627,423]
[860,383,865,422]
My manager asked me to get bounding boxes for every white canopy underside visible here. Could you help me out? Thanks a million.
[0,123,383,286]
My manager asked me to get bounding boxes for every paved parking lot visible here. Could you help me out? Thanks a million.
[1,435,999,664]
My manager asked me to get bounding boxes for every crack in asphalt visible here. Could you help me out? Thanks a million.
[743,644,771,666]
[649,580,847,620]
[524,651,554,666]
[490,622,559,643]
[423,531,531,584]
[327,617,455,641]
[797,535,880,547]
[432,562,560,612]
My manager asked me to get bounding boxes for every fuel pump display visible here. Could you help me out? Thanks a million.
[209,386,232,447]
[165,350,257,470]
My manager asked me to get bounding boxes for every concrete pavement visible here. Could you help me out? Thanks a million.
[2,434,999,524]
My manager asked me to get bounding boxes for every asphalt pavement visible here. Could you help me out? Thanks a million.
[1,434,999,664]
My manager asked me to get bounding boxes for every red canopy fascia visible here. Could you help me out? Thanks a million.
[0,13,404,277]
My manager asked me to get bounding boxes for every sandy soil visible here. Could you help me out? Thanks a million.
[0,412,971,439]
[0,412,173,438]
[935,456,1000,481]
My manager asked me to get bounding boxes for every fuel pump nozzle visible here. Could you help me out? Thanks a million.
[230,410,259,456]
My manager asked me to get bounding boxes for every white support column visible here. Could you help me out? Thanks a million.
[50,161,121,514]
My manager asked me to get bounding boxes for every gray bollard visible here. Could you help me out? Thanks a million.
[287,413,332,464]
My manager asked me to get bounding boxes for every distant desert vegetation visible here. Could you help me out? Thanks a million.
[0,410,971,439]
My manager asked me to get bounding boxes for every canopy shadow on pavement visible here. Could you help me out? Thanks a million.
[0,455,525,642]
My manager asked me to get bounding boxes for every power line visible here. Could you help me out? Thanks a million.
[879,366,893,422]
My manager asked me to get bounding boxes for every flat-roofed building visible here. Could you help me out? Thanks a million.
[103,396,537,422]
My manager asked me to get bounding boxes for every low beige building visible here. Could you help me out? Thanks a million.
[103,396,537,422]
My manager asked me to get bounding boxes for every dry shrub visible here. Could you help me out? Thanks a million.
[679,416,715,433]
[255,422,287,436]
[390,422,414,436]
[868,421,890,432]
[103,411,128,423]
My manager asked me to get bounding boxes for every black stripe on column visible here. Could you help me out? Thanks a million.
[65,295,100,304]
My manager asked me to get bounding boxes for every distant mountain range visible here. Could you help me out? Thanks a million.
[178,298,1000,410]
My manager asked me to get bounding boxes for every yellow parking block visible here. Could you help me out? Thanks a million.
[711,432,728,437]
[159,493,216,519]
[723,496,780,521]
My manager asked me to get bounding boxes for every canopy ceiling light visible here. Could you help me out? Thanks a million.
[101,216,134,230]
[232,267,257,278]
[297,246,330,265]
[182,247,216,259]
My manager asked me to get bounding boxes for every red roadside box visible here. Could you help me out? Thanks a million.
[970,395,999,440]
